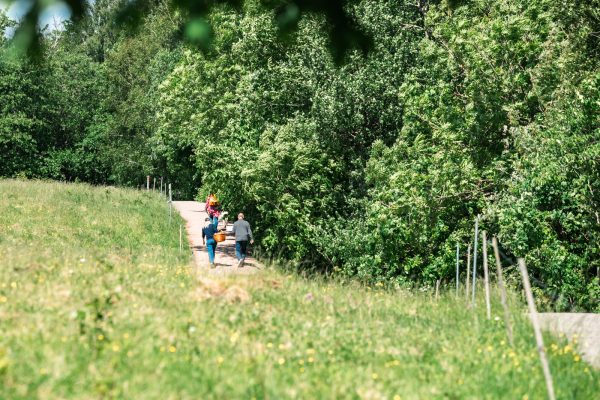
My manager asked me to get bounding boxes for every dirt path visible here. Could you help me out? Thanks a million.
[172,201,261,275]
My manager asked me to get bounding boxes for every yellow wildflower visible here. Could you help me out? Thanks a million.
[372,373,378,380]
[278,358,285,365]
[169,346,176,353]
[0,296,7,303]
[574,355,580,362]
[97,334,104,341]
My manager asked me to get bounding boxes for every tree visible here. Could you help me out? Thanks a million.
[0,46,53,177]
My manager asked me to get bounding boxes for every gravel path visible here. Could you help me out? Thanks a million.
[172,201,261,275]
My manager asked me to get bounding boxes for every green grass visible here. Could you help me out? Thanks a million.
[0,179,598,399]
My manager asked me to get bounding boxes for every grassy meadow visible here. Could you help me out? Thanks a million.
[0,180,598,399]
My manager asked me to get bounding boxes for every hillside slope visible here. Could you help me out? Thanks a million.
[0,180,597,399]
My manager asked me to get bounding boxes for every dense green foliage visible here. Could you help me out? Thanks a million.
[1,180,599,398]
[1,0,598,310]
[346,0,600,310]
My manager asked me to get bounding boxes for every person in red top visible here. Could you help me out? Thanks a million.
[205,193,220,229]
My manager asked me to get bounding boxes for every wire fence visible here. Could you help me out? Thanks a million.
[447,215,582,400]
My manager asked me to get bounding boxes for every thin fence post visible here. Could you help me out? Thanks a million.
[466,243,471,300]
[492,236,514,346]
[456,242,460,296]
[160,177,163,195]
[482,231,491,319]
[169,184,172,225]
[517,258,556,400]
[146,175,150,191]
[435,280,440,300]
[153,177,156,191]
[471,215,479,306]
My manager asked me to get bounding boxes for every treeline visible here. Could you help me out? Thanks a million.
[1,0,598,311]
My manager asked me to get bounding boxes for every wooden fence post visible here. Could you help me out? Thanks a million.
[146,175,150,191]
[518,258,556,400]
[466,243,471,300]
[435,279,440,300]
[472,215,479,306]
[456,242,460,296]
[169,184,172,224]
[482,231,491,319]
[492,236,513,346]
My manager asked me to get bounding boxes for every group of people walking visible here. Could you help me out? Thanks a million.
[201,194,254,268]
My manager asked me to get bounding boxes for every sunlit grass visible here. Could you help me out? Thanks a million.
[0,179,598,399]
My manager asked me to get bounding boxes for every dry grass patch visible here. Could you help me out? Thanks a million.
[192,275,251,303]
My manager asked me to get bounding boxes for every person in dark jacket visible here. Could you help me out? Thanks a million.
[231,213,253,268]
[202,217,218,268]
